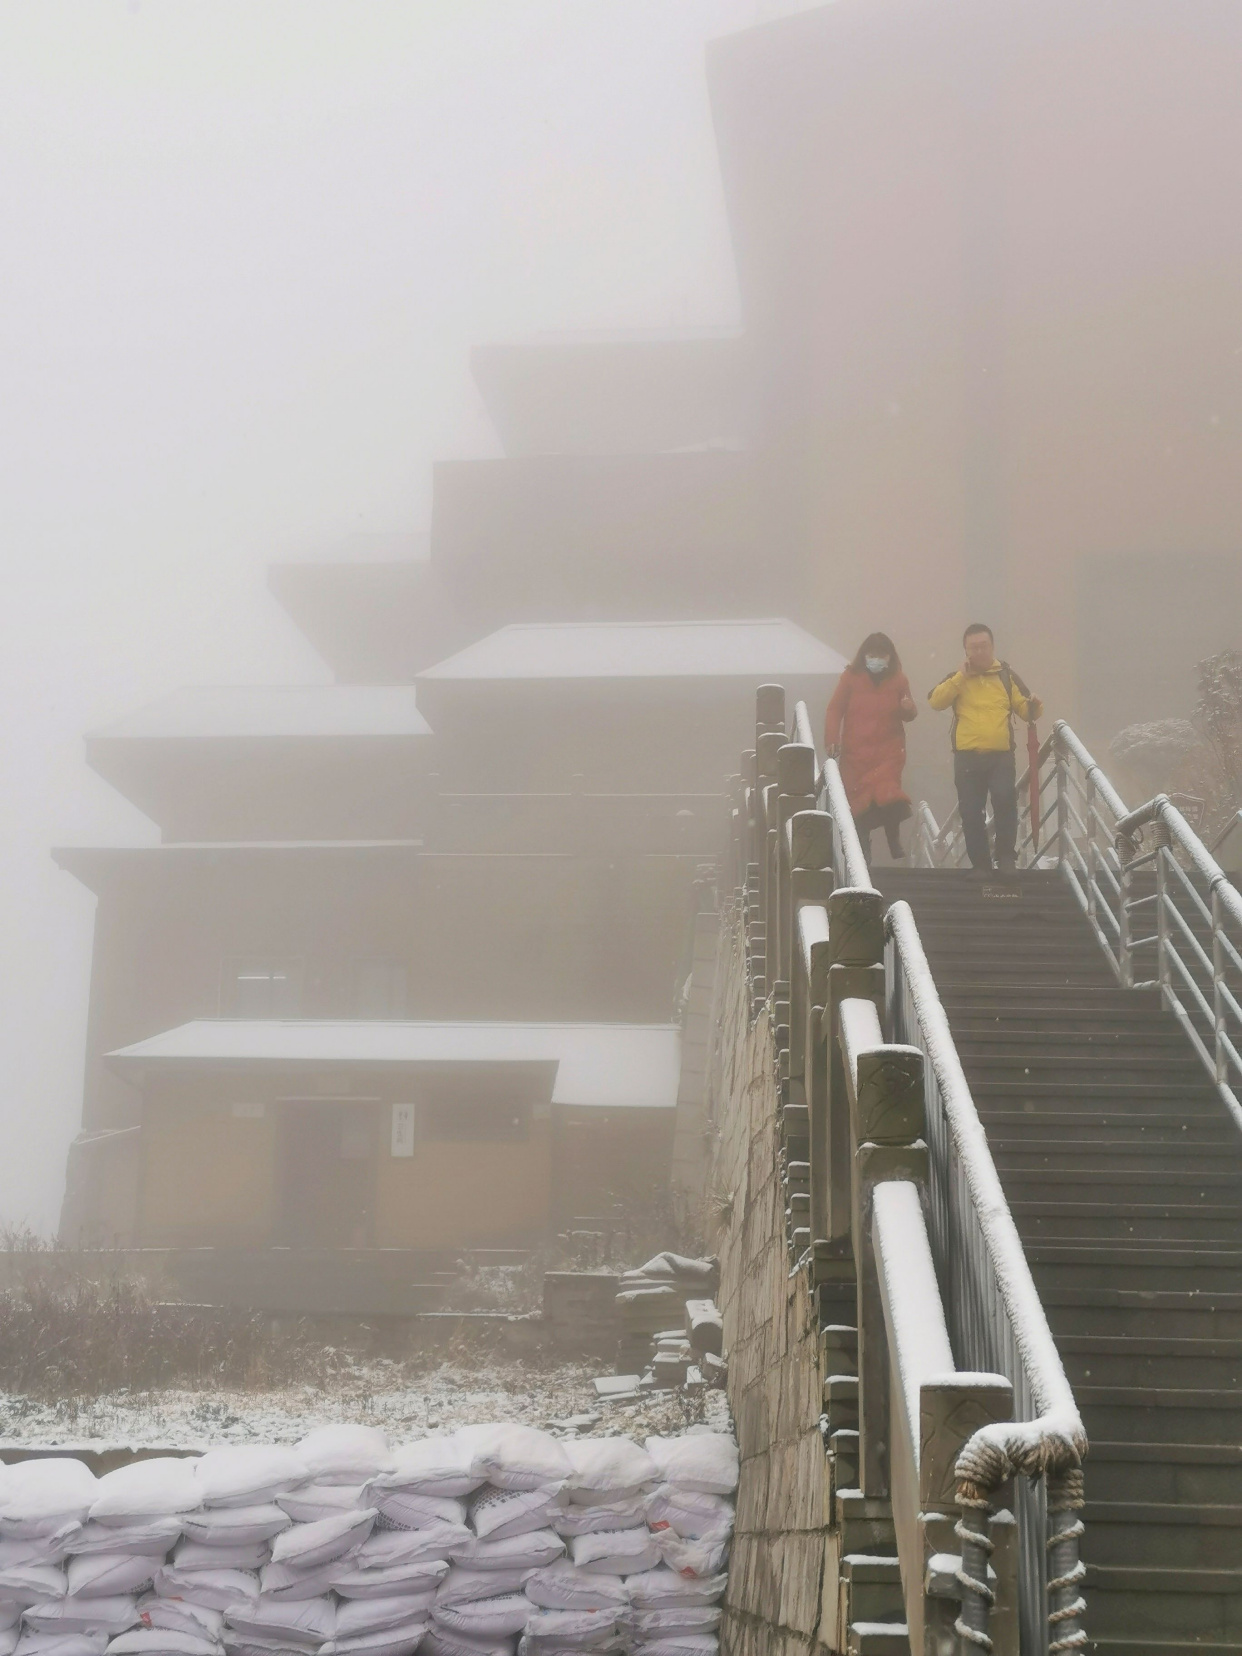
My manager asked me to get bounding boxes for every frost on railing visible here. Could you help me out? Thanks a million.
[1117,792,1242,1130]
[887,902,1087,1656]
[725,688,1086,1656]
[914,719,1242,1125]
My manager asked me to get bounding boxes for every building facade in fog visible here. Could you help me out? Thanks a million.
[55,335,843,1260]
[58,0,1237,1259]
[706,0,1242,803]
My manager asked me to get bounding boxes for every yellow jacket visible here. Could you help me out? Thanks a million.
[927,661,1043,752]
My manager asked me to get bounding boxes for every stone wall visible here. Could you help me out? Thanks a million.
[671,905,723,1204]
[710,917,833,1656]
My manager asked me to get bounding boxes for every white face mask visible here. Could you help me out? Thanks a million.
[865,656,890,675]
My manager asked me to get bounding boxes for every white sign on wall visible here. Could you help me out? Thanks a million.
[391,1102,416,1157]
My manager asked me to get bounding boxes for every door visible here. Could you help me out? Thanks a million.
[278,1103,376,1247]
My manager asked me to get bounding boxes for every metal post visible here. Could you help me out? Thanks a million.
[954,1497,995,1655]
[1156,836,1170,999]
[1117,832,1134,990]
[1045,1468,1087,1655]
[1055,736,1069,870]
[1213,884,1226,1087]
[1085,770,1098,939]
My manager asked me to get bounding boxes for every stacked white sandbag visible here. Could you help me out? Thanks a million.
[423,1426,579,1656]
[0,1460,100,1656]
[313,1433,463,1656]
[228,1431,394,1656]
[145,1445,307,1656]
[625,1434,737,1656]
[0,1417,737,1656]
[345,1436,469,1656]
[514,1437,654,1656]
[22,1458,201,1656]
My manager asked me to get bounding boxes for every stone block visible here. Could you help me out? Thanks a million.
[736,1447,770,1534]
[779,1531,826,1636]
[819,1529,842,1653]
[736,1381,771,1463]
[789,1428,830,1530]
[754,1533,784,1625]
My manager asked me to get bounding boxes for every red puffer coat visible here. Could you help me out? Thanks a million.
[823,667,917,815]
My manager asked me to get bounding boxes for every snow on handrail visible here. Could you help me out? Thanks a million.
[1055,719,1130,824]
[791,696,874,892]
[1119,792,1242,930]
[886,898,1086,1479]
[822,757,875,894]
[792,700,820,782]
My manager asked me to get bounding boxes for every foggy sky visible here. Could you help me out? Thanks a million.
[0,0,766,1230]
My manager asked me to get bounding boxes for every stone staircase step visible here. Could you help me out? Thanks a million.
[874,862,1242,1627]
[1084,1564,1242,1636]
[1085,1443,1242,1505]
[847,1623,910,1656]
[1078,1385,1242,1444]
[1085,1502,1242,1568]
[1043,1288,1242,1339]
[983,1113,1235,1142]
[1059,1334,1242,1388]
[1090,1643,1242,1656]
[1012,1202,1242,1242]
[841,1553,904,1624]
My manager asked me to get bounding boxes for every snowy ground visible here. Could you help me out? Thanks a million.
[0,1355,731,1450]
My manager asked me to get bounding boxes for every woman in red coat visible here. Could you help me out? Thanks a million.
[824,632,918,861]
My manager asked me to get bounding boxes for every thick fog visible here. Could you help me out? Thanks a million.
[0,0,762,1230]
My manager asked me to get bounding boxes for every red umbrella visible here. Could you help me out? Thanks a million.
[1027,720,1041,855]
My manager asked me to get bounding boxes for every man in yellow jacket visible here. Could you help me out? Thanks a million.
[928,622,1044,871]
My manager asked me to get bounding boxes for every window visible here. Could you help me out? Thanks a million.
[419,1098,529,1143]
[222,960,303,1018]
[353,961,408,1019]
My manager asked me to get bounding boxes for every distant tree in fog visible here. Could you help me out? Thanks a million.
[1108,648,1242,839]
[1195,649,1242,826]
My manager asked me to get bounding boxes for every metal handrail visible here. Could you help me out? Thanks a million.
[743,689,1090,1653]
[792,699,819,778]
[887,901,1087,1656]
[1116,791,1242,1130]
[838,988,1018,1651]
[793,697,875,892]
[886,904,1084,1456]
[799,696,1083,1651]
[822,755,876,893]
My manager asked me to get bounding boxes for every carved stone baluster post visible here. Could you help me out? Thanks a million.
[787,811,834,1080]
[824,886,885,1239]
[774,744,817,995]
[920,1378,1015,1656]
[849,1036,925,1498]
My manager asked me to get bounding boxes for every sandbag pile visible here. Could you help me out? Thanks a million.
[0,1426,737,1656]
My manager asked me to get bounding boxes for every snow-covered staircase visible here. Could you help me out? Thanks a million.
[878,865,1242,1656]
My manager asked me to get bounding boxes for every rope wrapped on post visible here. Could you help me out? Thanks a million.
[1046,1467,1088,1656]
[954,1491,996,1654]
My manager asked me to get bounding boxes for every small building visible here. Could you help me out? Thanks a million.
[56,614,841,1258]
[107,1020,680,1250]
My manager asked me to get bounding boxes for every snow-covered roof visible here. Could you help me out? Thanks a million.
[107,1020,681,1110]
[88,685,431,741]
[417,619,845,683]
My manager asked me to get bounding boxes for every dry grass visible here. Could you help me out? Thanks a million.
[0,1271,352,1400]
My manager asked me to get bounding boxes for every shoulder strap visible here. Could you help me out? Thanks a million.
[998,661,1026,751]
[1002,661,1032,699]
